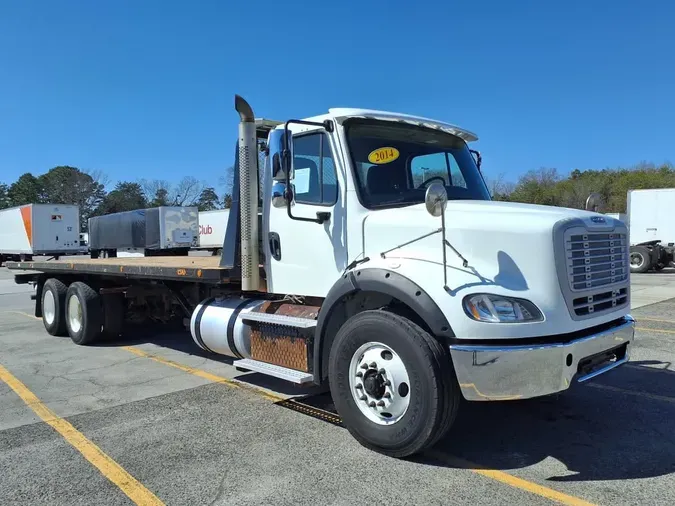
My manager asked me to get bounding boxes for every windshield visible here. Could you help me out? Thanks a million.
[344,119,491,209]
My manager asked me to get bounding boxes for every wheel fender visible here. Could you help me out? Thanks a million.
[314,268,454,384]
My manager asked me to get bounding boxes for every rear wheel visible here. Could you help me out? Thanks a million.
[65,282,103,345]
[42,278,69,336]
[328,310,460,458]
[630,246,652,273]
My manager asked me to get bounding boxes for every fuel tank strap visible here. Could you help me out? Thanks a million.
[194,297,216,353]
[227,299,251,359]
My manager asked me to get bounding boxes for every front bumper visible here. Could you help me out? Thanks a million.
[448,315,635,401]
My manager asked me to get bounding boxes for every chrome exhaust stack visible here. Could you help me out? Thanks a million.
[235,95,260,291]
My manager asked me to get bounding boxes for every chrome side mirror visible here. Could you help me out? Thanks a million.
[269,129,293,182]
[425,182,448,217]
[271,182,290,208]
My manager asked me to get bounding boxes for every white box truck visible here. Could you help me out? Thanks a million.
[6,95,634,458]
[627,188,675,273]
[0,204,81,264]
[196,209,230,254]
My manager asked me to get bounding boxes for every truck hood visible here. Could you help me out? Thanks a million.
[362,200,613,294]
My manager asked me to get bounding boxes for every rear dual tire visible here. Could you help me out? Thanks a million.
[328,310,460,458]
[65,282,103,345]
[42,278,69,336]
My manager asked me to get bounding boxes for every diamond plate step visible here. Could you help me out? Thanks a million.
[241,312,317,328]
[233,359,314,384]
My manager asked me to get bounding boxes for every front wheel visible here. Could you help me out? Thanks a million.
[328,310,460,458]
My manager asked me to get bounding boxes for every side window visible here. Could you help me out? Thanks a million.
[292,133,338,205]
[410,152,450,186]
[410,151,467,188]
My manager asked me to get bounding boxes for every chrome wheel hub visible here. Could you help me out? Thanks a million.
[67,294,82,334]
[43,290,56,325]
[349,342,411,425]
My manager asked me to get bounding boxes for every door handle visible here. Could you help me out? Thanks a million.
[269,232,281,261]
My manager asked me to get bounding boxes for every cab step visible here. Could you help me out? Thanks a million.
[233,358,314,384]
[241,312,317,328]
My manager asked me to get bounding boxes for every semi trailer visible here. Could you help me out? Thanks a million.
[196,209,230,255]
[627,188,675,273]
[7,96,635,457]
[0,204,82,264]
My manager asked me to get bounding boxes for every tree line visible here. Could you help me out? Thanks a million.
[2,162,673,230]
[486,162,675,212]
[0,166,233,230]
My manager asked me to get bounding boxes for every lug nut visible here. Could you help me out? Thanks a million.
[356,371,363,378]
[384,380,391,387]
[360,395,367,401]
[355,384,363,390]
[377,400,385,407]
[360,363,368,370]
[384,392,391,399]
[378,368,386,375]
[369,362,377,368]
[368,401,376,408]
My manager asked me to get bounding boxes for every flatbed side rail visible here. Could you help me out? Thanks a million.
[4,260,232,284]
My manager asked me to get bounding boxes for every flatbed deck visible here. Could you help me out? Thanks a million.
[5,256,236,284]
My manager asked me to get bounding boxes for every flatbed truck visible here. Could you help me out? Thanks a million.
[6,96,636,457]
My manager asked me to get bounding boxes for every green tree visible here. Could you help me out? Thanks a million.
[196,187,220,211]
[222,193,233,209]
[149,188,169,207]
[8,173,43,206]
[0,183,10,209]
[95,182,147,215]
[38,166,107,229]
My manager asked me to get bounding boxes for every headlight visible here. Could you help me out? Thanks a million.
[463,294,543,323]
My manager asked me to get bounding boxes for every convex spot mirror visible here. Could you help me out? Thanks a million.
[269,129,293,182]
[425,182,448,217]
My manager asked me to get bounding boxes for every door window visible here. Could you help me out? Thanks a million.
[292,133,338,206]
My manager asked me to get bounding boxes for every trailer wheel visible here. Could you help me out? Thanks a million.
[328,310,459,458]
[630,246,652,273]
[65,282,103,345]
[42,278,69,336]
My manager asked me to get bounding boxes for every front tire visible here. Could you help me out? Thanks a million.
[42,278,69,336]
[328,310,459,458]
[65,282,103,345]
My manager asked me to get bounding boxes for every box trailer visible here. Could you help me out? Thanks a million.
[627,188,675,273]
[6,95,634,458]
[88,206,199,258]
[196,209,230,254]
[0,204,81,264]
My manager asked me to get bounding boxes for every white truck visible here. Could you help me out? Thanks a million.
[0,204,82,264]
[6,96,635,457]
[627,188,675,273]
[196,209,230,255]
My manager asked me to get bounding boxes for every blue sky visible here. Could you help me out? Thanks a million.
[1,0,673,194]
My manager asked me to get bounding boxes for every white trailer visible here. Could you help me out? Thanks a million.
[196,209,230,254]
[0,204,81,264]
[627,188,675,273]
[6,95,635,458]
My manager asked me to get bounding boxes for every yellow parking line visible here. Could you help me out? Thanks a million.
[427,451,596,506]
[587,382,675,404]
[636,326,675,335]
[3,310,41,320]
[122,346,284,403]
[636,317,675,325]
[124,347,595,506]
[0,362,164,506]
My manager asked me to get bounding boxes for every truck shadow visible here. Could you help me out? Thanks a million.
[97,324,325,397]
[423,361,675,482]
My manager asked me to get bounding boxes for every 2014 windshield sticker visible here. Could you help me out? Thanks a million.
[368,147,400,164]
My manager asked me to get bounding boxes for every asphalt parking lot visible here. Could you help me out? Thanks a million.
[1,264,674,505]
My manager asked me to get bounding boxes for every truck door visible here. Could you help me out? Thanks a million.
[265,129,347,296]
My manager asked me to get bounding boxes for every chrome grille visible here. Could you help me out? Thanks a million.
[563,230,629,316]
[565,232,628,291]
